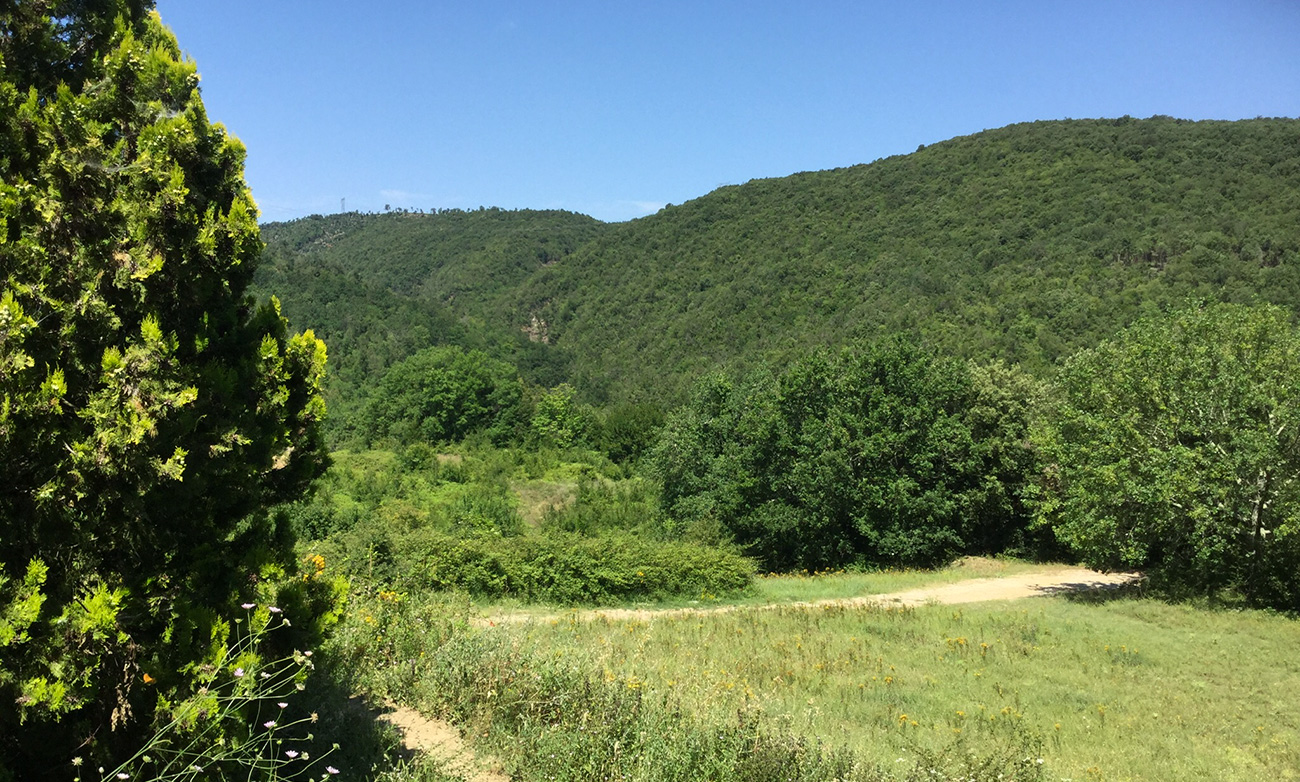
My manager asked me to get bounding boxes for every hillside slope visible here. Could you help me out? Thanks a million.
[254,209,607,436]
[523,117,1300,401]
[259,117,1300,408]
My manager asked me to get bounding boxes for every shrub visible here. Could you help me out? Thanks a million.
[92,605,335,782]
[539,474,663,536]
[396,531,754,604]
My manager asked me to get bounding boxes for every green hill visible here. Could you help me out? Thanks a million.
[253,209,607,437]
[525,116,1300,401]
[259,116,1300,410]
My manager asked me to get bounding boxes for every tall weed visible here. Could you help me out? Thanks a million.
[327,593,1047,782]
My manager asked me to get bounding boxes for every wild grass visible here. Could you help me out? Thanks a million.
[503,592,1300,782]
[511,479,576,527]
[326,591,1047,781]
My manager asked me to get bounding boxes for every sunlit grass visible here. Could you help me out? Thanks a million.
[478,556,1058,618]
[749,556,1050,605]
[504,595,1300,782]
[510,479,576,527]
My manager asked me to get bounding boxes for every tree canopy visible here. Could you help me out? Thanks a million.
[650,342,1040,570]
[1036,303,1300,609]
[0,3,328,772]
[529,117,1300,403]
[364,345,526,446]
[257,118,1300,412]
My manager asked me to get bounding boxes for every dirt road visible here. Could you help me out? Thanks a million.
[484,566,1143,626]
[386,566,1140,774]
[836,565,1142,608]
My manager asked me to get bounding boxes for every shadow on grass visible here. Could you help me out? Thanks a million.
[288,668,417,780]
[1055,577,1291,615]
[1053,578,1150,605]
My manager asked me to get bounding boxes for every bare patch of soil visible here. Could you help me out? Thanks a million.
[851,566,1141,608]
[377,702,509,782]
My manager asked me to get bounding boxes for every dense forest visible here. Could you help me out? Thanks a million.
[260,117,1300,410]
[254,209,603,439]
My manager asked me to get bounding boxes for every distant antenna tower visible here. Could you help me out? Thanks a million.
[341,197,346,212]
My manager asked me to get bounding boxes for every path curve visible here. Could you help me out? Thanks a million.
[383,567,1141,769]
[378,701,510,782]
[482,566,1143,626]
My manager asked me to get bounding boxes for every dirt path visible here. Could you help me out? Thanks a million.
[841,565,1142,608]
[482,566,1142,626]
[378,702,510,782]
[382,567,1139,775]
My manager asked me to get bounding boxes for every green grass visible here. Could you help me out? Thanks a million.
[502,594,1300,782]
[478,556,1054,618]
[326,591,1048,781]
[748,556,1050,604]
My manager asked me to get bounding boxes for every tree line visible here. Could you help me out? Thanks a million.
[646,304,1300,610]
[336,302,1300,612]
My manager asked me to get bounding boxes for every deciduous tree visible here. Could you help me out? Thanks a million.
[1036,303,1300,608]
[651,342,1034,570]
[363,345,525,446]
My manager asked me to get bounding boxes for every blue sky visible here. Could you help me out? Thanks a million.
[154,1,1300,223]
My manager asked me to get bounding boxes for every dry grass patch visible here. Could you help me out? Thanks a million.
[510,480,576,527]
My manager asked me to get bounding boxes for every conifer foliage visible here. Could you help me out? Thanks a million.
[0,2,328,773]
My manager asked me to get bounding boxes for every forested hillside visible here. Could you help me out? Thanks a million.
[254,209,607,434]
[528,116,1300,401]
[260,116,1300,408]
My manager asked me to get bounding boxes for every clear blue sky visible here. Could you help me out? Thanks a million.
[154,1,1299,223]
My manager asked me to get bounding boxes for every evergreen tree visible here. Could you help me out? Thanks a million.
[0,3,328,772]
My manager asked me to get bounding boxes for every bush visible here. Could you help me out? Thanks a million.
[539,474,663,536]
[396,531,754,604]
[94,605,335,782]
[598,402,665,464]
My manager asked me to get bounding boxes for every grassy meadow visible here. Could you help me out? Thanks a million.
[494,590,1299,782]
[295,448,1299,781]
